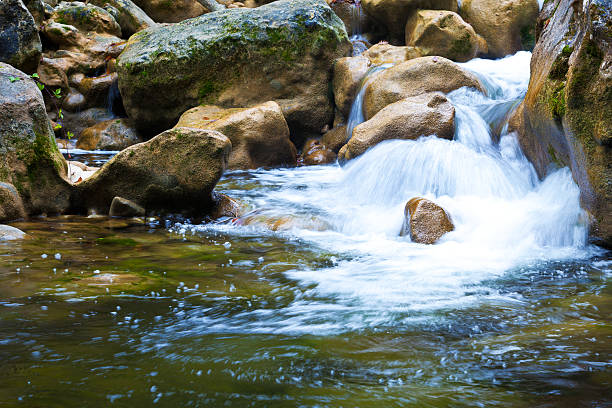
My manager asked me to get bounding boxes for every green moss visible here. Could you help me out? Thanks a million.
[450,33,472,58]
[547,144,565,167]
[549,45,573,80]
[96,236,138,246]
[197,80,220,103]
[549,82,566,120]
[520,25,536,50]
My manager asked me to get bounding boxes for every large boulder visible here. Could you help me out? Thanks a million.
[460,0,539,58]
[405,9,487,62]
[77,118,143,151]
[175,102,297,169]
[131,0,207,23]
[362,42,422,64]
[361,0,458,43]
[0,63,71,219]
[338,92,454,160]
[88,0,156,37]
[0,0,42,73]
[50,2,122,37]
[116,0,351,144]
[510,0,611,247]
[400,197,454,244]
[363,56,484,118]
[73,127,231,215]
[333,55,370,118]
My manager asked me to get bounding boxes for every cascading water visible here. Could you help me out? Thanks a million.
[345,63,392,141]
[348,1,369,56]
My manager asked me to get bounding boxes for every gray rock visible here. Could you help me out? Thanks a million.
[109,196,145,217]
[0,224,27,241]
[0,0,42,73]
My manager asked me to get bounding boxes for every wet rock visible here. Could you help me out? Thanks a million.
[116,0,351,144]
[74,127,231,215]
[88,0,156,37]
[0,224,27,241]
[301,139,337,165]
[0,182,27,222]
[24,0,46,26]
[69,72,117,109]
[53,108,115,140]
[109,196,145,217]
[363,56,484,119]
[0,0,42,73]
[330,0,371,36]
[401,197,454,244]
[131,0,206,23]
[176,102,297,169]
[36,57,69,93]
[333,55,370,117]
[67,161,98,183]
[77,118,142,151]
[0,63,71,215]
[209,193,242,220]
[460,0,538,58]
[362,43,422,65]
[50,2,122,36]
[361,0,458,43]
[405,10,487,62]
[321,125,348,153]
[510,0,612,247]
[339,92,454,161]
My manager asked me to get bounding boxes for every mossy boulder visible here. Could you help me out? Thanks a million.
[131,0,207,23]
[73,127,231,215]
[511,0,612,247]
[0,63,71,220]
[0,0,42,73]
[116,0,351,145]
[88,0,156,37]
[51,1,122,37]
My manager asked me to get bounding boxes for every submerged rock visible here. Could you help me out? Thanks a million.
[116,0,351,143]
[405,10,487,62]
[74,127,231,215]
[77,118,142,151]
[0,63,71,218]
[460,0,538,58]
[510,0,612,247]
[339,92,455,161]
[176,102,297,169]
[401,197,454,244]
[209,193,242,220]
[301,139,337,165]
[0,224,27,241]
[363,56,484,119]
[0,0,42,73]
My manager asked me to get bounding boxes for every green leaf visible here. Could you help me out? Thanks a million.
[58,109,64,119]
[67,131,74,139]
[53,124,63,130]
[9,76,21,83]
[36,82,44,91]
[31,73,40,79]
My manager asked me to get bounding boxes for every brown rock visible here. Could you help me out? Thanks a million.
[301,139,336,165]
[401,197,454,244]
[333,55,370,118]
[176,102,297,169]
[362,42,422,65]
[109,196,145,217]
[209,193,242,220]
[69,72,117,109]
[405,10,487,62]
[460,0,539,58]
[50,2,122,37]
[363,56,484,119]
[321,125,348,153]
[131,0,206,23]
[339,92,455,161]
[77,118,142,151]
[0,182,26,222]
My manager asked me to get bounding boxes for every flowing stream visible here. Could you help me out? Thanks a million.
[0,52,610,407]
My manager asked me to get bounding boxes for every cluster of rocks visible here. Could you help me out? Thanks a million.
[0,0,608,246]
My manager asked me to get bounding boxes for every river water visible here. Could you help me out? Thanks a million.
[0,52,610,407]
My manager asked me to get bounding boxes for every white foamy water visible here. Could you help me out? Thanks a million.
[169,52,597,336]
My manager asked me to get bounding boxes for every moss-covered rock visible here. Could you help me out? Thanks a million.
[88,0,156,37]
[0,63,71,220]
[511,0,611,247]
[51,1,122,37]
[116,0,350,145]
[131,0,207,23]
[0,0,42,73]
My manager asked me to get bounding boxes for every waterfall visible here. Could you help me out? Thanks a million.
[349,1,369,56]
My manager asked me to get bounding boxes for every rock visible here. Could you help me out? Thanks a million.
[362,42,422,64]
[405,10,487,62]
[116,0,351,145]
[36,57,69,93]
[333,55,370,117]
[109,196,145,217]
[301,139,337,165]
[460,0,539,58]
[0,63,71,215]
[175,102,297,169]
[401,197,454,244]
[67,161,98,183]
[88,0,156,37]
[339,92,455,161]
[209,193,242,220]
[24,0,46,26]
[0,0,42,73]
[363,56,484,119]
[66,72,118,110]
[51,1,122,37]
[321,125,348,153]
[362,0,458,43]
[77,118,142,151]
[74,127,231,215]
[131,0,206,23]
[0,224,27,241]
[0,182,26,222]
[510,0,611,247]
[53,108,115,140]
[330,0,371,36]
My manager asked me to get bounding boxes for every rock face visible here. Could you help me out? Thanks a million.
[333,55,370,117]
[401,197,454,244]
[511,0,611,247]
[338,92,455,161]
[175,102,297,169]
[131,0,207,23]
[460,0,539,58]
[88,0,156,37]
[363,56,484,119]
[0,0,42,73]
[74,127,231,215]
[77,118,142,151]
[405,10,486,62]
[116,0,351,143]
[0,63,71,218]
[362,0,458,43]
